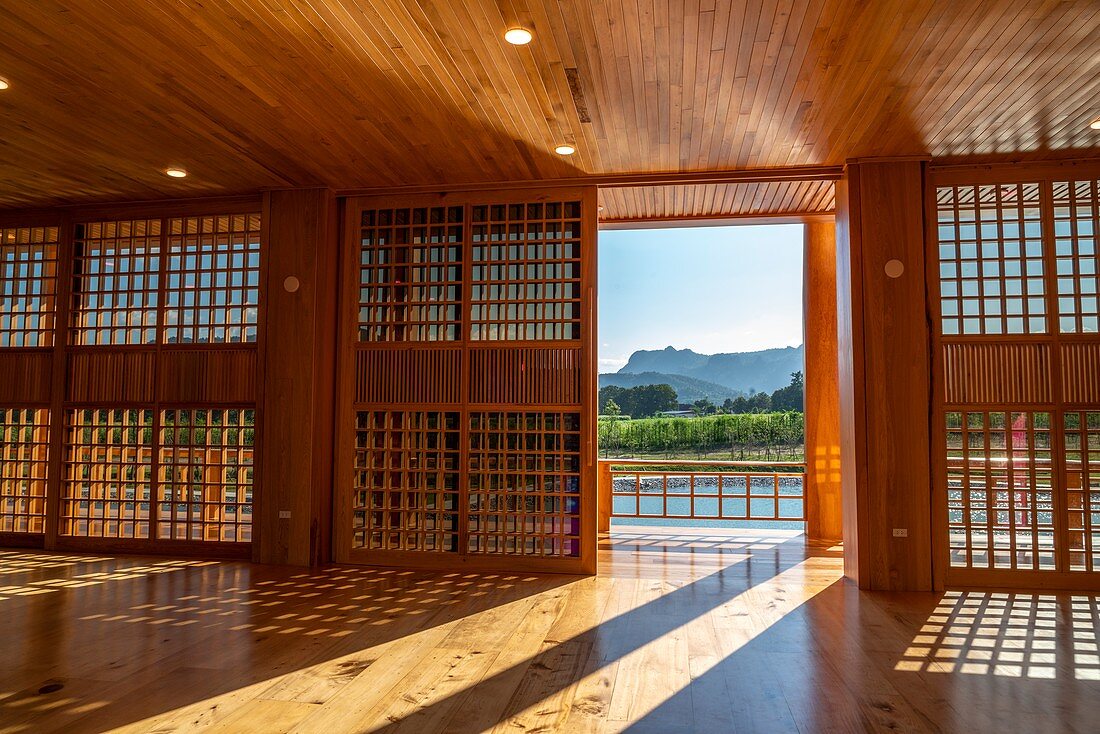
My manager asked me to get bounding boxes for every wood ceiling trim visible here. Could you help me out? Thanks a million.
[335,164,844,198]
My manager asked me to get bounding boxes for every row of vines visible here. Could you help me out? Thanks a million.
[598,412,804,461]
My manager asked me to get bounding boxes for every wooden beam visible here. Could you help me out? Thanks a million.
[804,221,843,544]
[335,165,844,198]
[599,211,834,229]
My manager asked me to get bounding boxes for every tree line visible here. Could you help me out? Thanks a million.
[600,371,803,418]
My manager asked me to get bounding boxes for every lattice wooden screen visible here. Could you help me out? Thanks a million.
[61,408,154,539]
[932,169,1100,588]
[0,409,50,533]
[339,189,596,573]
[352,410,461,553]
[164,214,261,344]
[0,226,58,347]
[158,408,255,542]
[0,205,261,555]
[72,219,161,346]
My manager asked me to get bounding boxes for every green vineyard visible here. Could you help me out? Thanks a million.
[597,411,805,461]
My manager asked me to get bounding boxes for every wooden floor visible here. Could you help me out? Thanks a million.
[2,527,1098,734]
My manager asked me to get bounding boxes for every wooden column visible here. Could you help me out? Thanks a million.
[597,461,612,533]
[835,160,933,591]
[256,188,338,566]
[804,221,842,543]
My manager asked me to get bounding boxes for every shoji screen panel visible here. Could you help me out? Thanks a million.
[931,165,1100,589]
[54,203,261,557]
[0,224,60,546]
[337,188,597,573]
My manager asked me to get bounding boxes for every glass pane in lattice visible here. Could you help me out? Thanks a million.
[352,410,461,551]
[0,227,58,348]
[358,207,464,342]
[158,408,255,542]
[467,411,582,557]
[62,408,154,538]
[470,201,582,340]
[1053,180,1100,334]
[945,411,1055,571]
[0,408,49,533]
[1064,411,1100,572]
[936,184,1045,336]
[72,219,161,345]
[164,214,261,344]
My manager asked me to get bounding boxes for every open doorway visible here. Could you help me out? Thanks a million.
[596,222,807,547]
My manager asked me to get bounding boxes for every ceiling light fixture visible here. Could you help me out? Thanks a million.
[555,144,576,156]
[165,167,188,178]
[504,28,533,45]
[0,78,9,91]
[1091,116,1100,130]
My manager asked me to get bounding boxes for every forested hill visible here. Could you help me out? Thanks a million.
[617,345,803,395]
[597,371,741,403]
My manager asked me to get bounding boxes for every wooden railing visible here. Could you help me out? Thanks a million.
[597,459,806,530]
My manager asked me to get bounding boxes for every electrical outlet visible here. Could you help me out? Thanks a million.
[892,528,908,538]
[279,510,291,519]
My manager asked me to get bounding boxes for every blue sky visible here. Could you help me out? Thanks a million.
[598,224,805,372]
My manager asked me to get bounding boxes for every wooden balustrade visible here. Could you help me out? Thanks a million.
[597,459,806,530]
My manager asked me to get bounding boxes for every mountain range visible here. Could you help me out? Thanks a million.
[599,345,804,403]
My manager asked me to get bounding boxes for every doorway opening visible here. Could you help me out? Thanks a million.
[596,222,807,546]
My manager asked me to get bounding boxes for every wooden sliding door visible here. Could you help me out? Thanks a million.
[0,203,262,558]
[335,188,598,573]
[930,164,1100,589]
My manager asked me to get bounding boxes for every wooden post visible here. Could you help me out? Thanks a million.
[598,460,612,533]
[255,189,338,566]
[804,221,843,544]
[835,160,933,591]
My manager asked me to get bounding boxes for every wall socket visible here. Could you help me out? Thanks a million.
[279,510,291,519]
[892,528,908,537]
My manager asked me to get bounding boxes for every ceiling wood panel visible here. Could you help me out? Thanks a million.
[598,180,836,224]
[0,0,1097,213]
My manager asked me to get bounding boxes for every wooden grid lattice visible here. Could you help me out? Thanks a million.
[1064,411,1100,572]
[1053,179,1099,335]
[71,219,161,345]
[0,408,49,533]
[470,202,582,341]
[342,191,594,571]
[352,410,461,552]
[945,411,1056,571]
[936,183,1045,336]
[0,226,58,348]
[357,206,464,342]
[61,408,154,539]
[164,214,261,344]
[467,411,582,557]
[158,408,254,542]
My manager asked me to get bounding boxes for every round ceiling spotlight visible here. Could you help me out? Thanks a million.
[165,167,188,178]
[554,144,576,156]
[1091,115,1100,130]
[0,77,9,91]
[504,27,533,45]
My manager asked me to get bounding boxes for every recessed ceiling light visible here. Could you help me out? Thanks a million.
[1091,116,1100,130]
[0,78,9,91]
[165,167,188,178]
[504,28,533,45]
[555,144,576,156]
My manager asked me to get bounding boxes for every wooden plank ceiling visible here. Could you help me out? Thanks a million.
[0,1,1097,219]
